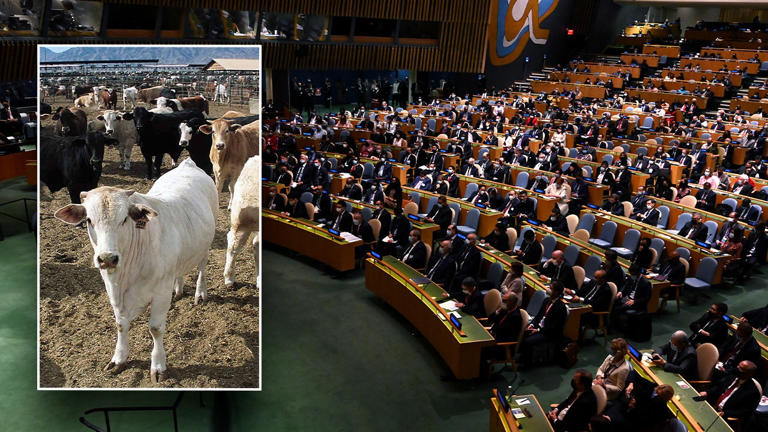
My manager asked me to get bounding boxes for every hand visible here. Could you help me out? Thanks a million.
[593,377,604,386]
[626,299,634,306]
[616,292,623,299]
[699,330,710,337]
[455,302,465,308]
[564,288,574,295]
[717,411,724,417]
[441,292,449,298]
[572,296,581,302]
[548,410,558,421]
[700,391,708,397]
[625,383,634,398]
[652,357,666,367]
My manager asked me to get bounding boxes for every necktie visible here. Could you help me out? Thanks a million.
[715,379,740,410]
[296,164,305,180]
[585,283,601,303]
[403,244,415,263]
[334,213,343,230]
[427,256,443,279]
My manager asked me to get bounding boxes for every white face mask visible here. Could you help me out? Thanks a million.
[353,219,360,225]
[647,204,654,209]
[409,236,417,244]
[462,289,471,295]
[465,239,471,245]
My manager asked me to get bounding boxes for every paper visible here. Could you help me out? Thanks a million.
[676,381,690,389]
[515,398,531,406]
[291,182,298,188]
[512,408,526,419]
[440,300,459,312]
[339,232,361,242]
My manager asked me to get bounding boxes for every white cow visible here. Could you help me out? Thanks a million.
[97,110,138,170]
[213,83,229,104]
[224,156,260,287]
[74,94,96,108]
[53,159,218,383]
[123,86,138,110]
[149,97,174,114]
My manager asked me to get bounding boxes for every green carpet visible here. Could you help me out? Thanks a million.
[3,234,767,430]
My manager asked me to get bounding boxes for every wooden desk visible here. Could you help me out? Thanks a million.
[548,71,623,89]
[334,195,440,246]
[662,69,742,87]
[263,210,362,272]
[701,47,768,62]
[679,57,759,74]
[455,174,557,222]
[643,78,726,98]
[626,89,708,109]
[628,353,733,432]
[621,53,661,67]
[365,255,494,379]
[569,62,641,79]
[490,391,553,432]
[748,87,768,99]
[643,44,681,58]
[587,209,729,284]
[729,97,768,114]
[0,149,36,182]
[404,186,502,236]
[529,81,608,99]
[688,184,768,224]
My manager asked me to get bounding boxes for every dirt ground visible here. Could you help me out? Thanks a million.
[39,101,260,389]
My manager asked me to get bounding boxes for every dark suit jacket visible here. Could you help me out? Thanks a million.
[545,216,570,236]
[374,161,392,180]
[425,253,456,286]
[689,313,730,349]
[719,335,762,372]
[706,374,761,419]
[678,222,709,242]
[654,342,698,380]
[293,162,315,185]
[483,231,509,251]
[341,183,363,200]
[372,208,392,238]
[426,205,453,231]
[742,304,768,329]
[659,259,686,285]
[401,241,428,269]
[529,297,568,339]
[285,200,308,219]
[636,207,660,226]
[267,194,287,212]
[350,220,375,243]
[363,188,385,206]
[460,164,479,177]
[619,275,652,311]
[389,216,411,247]
[329,210,353,232]
[455,244,481,278]
[518,239,542,265]
[489,308,523,342]
[577,281,612,312]
[511,198,536,219]
[555,389,598,432]
[695,189,716,210]
[461,289,485,318]
[542,261,577,291]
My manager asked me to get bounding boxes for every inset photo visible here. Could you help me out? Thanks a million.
[38,45,261,390]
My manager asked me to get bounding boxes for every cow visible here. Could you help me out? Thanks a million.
[41,132,116,203]
[213,83,228,104]
[74,94,96,108]
[53,158,218,383]
[149,97,174,114]
[176,95,209,115]
[97,110,138,170]
[132,107,205,179]
[41,107,88,136]
[123,86,138,110]
[72,85,92,99]
[199,117,260,208]
[224,155,260,287]
[137,86,163,105]
[177,115,259,175]
[99,89,117,110]
[40,102,52,115]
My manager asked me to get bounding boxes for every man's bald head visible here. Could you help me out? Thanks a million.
[671,330,688,348]
[738,360,757,378]
[593,269,607,283]
[552,250,564,263]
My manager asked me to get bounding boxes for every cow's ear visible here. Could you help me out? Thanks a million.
[122,113,133,120]
[96,115,104,121]
[54,204,87,225]
[128,204,158,229]
[199,124,213,135]
[229,124,242,132]
[40,114,51,121]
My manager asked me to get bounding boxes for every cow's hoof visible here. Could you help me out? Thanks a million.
[194,295,206,305]
[174,291,183,300]
[150,370,165,384]
[104,361,126,374]
[224,279,235,288]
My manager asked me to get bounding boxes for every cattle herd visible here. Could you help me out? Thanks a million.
[39,76,261,388]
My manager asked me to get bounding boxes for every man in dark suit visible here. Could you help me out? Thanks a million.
[461,158,479,177]
[658,251,686,284]
[371,200,392,238]
[734,198,757,223]
[0,100,22,136]
[652,330,698,380]
[274,165,293,187]
[340,178,363,200]
[266,186,287,212]
[363,182,386,206]
[398,228,426,269]
[548,369,598,432]
[522,281,568,364]
[373,160,392,182]
[689,302,730,349]
[678,213,709,242]
[425,144,444,170]
[444,167,460,197]
[424,240,456,287]
[634,199,660,226]
[633,154,651,171]
[715,212,741,248]
[514,229,542,265]
[601,194,625,216]
[603,249,626,288]
[467,184,490,205]
[482,222,510,251]
[701,361,761,423]
[292,154,315,192]
[410,170,432,190]
[456,277,485,318]
[311,187,333,221]
[695,182,717,212]
[717,322,762,379]
[614,264,652,315]
[612,165,632,199]
[350,208,375,257]
[450,233,481,296]
[282,193,309,219]
[541,250,577,291]
[629,186,649,214]
[503,190,536,228]
[730,174,754,196]
[424,195,453,242]
[328,200,353,232]
[605,380,675,432]
[569,269,613,330]
[543,209,570,236]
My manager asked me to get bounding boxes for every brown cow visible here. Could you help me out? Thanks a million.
[199,118,260,209]
[177,95,209,115]
[41,107,88,136]
[99,89,118,110]
[137,86,163,105]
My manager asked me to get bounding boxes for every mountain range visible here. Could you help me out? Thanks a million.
[39,46,259,65]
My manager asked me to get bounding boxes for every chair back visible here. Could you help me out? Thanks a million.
[541,235,557,261]
[606,282,618,313]
[424,243,432,267]
[525,290,547,318]
[572,265,585,289]
[368,218,381,241]
[674,213,691,232]
[577,213,596,234]
[722,197,739,211]
[696,343,719,381]
[636,146,647,157]
[464,209,481,229]
[622,201,633,217]
[584,255,602,279]
[361,206,373,222]
[362,162,374,179]
[599,221,617,243]
[601,154,614,165]
[680,257,689,276]
[583,165,593,178]
[464,182,479,199]
[305,202,315,220]
[564,245,580,266]
[484,289,502,316]
[424,196,439,215]
[300,191,314,203]
[572,229,590,243]
[449,203,461,224]
[695,257,717,283]
[517,309,530,345]
[650,237,664,265]
[703,220,718,243]
[516,227,533,249]
[409,191,421,205]
[515,171,529,188]
[657,206,670,228]
[649,248,658,268]
[750,204,763,223]
[569,148,579,158]
[566,214,579,234]
[404,202,419,216]
[487,262,505,289]
[642,116,654,129]
[592,384,608,415]
[678,195,697,208]
[668,419,687,432]
[622,228,641,251]
[506,228,518,251]
[675,246,691,261]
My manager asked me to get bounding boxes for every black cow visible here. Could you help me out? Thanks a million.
[177,114,260,175]
[41,132,117,203]
[72,85,92,98]
[40,102,52,114]
[49,107,87,136]
[132,107,205,179]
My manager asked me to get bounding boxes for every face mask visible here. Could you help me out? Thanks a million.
[539,158,545,162]
[465,239,471,245]
[704,170,711,176]
[728,218,735,222]
[582,150,588,154]
[410,236,417,244]
[353,219,360,226]
[647,204,654,209]
[448,169,454,174]
[337,208,343,213]
[550,216,557,222]
[729,233,735,239]
[462,289,471,295]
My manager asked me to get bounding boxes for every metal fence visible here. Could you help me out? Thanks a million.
[40,64,259,112]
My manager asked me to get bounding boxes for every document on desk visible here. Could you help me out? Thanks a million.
[339,232,361,242]
[440,300,459,311]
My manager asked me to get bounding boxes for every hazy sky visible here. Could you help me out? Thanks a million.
[43,46,72,53]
